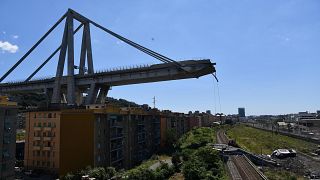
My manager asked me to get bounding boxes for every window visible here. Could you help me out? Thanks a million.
[33,151,35,156]
[43,123,47,127]
[47,161,50,167]
[47,151,51,157]
[42,151,45,157]
[2,163,6,171]
[38,122,41,127]
[37,151,40,156]
[48,113,52,118]
[43,132,46,137]
[53,113,56,118]
[34,113,36,118]
[48,122,51,127]
[34,122,36,127]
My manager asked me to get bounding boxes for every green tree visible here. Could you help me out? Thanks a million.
[165,129,178,150]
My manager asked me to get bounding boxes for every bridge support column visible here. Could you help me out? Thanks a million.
[52,17,68,104]
[85,83,99,105]
[66,12,76,105]
[96,86,110,104]
[75,89,83,105]
[52,11,76,105]
[79,23,94,75]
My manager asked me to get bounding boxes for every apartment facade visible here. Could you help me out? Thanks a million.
[24,105,162,176]
[160,111,189,147]
[0,96,17,180]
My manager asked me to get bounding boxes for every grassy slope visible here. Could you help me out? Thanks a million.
[178,127,217,149]
[227,124,315,180]
[226,124,317,155]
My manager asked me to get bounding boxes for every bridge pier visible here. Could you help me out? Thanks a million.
[96,86,110,104]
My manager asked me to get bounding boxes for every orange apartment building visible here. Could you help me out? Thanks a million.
[160,111,189,147]
[24,104,162,176]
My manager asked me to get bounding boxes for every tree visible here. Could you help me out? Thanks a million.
[165,129,178,150]
[172,152,182,171]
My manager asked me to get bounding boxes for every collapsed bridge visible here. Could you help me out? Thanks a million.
[0,9,216,105]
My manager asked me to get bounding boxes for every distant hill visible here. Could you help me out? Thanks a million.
[106,97,141,107]
[8,93,141,109]
[9,92,47,108]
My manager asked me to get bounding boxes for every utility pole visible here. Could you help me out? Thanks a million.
[152,96,156,109]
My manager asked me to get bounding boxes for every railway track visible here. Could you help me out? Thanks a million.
[216,130,267,180]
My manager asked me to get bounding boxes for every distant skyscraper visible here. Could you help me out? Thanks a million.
[238,108,245,117]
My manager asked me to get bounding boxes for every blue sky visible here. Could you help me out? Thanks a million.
[0,0,319,115]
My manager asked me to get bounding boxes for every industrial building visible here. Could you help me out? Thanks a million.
[0,96,18,180]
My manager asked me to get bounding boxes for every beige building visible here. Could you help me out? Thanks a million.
[0,96,18,180]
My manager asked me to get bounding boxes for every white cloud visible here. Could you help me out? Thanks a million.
[0,41,19,53]
[13,35,19,39]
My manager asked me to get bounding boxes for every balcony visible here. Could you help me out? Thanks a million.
[33,137,41,141]
[43,137,52,141]
[111,144,123,151]
[33,146,41,150]
[34,127,41,131]
[4,123,11,131]
[43,127,52,131]
[111,134,124,140]
[43,147,51,151]
[111,156,124,163]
